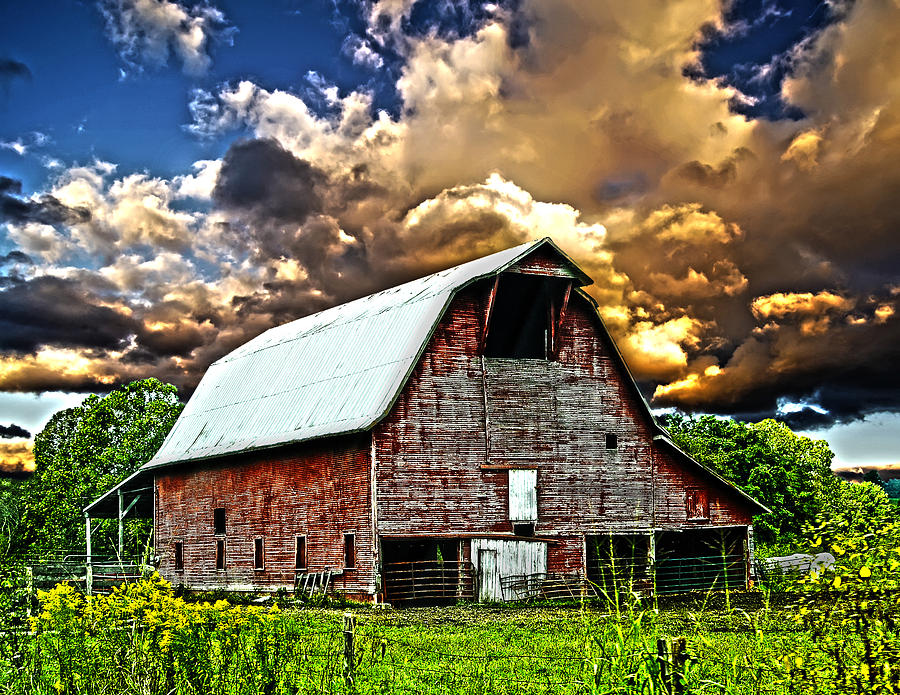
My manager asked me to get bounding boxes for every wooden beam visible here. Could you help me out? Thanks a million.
[553,281,572,358]
[479,276,500,353]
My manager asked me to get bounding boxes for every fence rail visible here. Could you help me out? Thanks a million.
[655,554,746,594]
[382,560,475,604]
[501,572,597,602]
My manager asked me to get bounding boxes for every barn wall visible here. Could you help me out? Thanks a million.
[155,435,374,596]
[653,445,755,527]
[374,279,660,539]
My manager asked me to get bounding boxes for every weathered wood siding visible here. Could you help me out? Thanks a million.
[374,275,754,574]
[155,435,374,595]
[653,446,755,527]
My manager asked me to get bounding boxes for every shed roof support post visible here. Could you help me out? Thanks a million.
[85,513,93,596]
[118,488,124,559]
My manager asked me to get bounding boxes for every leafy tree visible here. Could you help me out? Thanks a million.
[882,478,900,499]
[662,414,840,544]
[7,378,183,564]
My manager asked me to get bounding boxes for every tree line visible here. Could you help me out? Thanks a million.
[0,379,894,566]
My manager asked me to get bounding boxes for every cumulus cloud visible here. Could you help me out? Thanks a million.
[98,0,235,75]
[2,0,899,432]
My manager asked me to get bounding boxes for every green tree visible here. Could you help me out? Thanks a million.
[662,414,839,544]
[8,378,183,563]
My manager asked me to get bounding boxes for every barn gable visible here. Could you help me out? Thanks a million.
[144,239,588,469]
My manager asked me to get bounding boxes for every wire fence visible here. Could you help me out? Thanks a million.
[0,590,793,695]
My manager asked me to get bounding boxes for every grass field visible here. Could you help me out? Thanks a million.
[0,576,816,695]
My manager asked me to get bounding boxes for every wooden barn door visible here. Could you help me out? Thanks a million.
[478,549,500,601]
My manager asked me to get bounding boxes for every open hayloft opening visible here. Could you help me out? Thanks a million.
[655,527,747,594]
[483,273,570,359]
[381,538,472,605]
[586,534,651,596]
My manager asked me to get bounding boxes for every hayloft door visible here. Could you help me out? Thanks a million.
[478,549,500,601]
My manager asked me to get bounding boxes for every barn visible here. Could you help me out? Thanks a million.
[87,238,767,602]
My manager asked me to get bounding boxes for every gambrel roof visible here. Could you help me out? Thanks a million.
[145,238,589,470]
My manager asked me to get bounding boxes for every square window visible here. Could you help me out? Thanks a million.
[214,508,226,535]
[295,536,307,570]
[605,433,618,450]
[513,523,535,537]
[254,538,264,571]
[215,539,226,570]
[174,541,184,571]
[344,533,356,569]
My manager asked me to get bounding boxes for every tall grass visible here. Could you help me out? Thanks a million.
[2,511,898,695]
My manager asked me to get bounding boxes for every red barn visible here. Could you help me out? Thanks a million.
[88,238,766,601]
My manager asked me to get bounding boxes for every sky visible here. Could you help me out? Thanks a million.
[1,0,898,474]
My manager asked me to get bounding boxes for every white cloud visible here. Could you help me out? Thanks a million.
[98,0,235,75]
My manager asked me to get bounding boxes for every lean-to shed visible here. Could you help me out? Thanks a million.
[88,238,767,601]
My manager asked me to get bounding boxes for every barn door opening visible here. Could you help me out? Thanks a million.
[654,527,747,594]
[586,534,651,597]
[380,538,473,605]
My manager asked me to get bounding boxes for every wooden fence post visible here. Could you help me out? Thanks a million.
[672,636,688,695]
[656,638,670,694]
[343,612,356,690]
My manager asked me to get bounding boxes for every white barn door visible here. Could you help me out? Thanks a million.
[472,538,548,601]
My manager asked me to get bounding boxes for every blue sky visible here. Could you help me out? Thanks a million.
[1,0,898,470]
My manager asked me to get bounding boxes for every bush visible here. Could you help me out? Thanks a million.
[775,512,900,694]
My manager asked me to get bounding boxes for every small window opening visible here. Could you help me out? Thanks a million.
[213,507,226,535]
[254,538,265,570]
[513,523,535,537]
[344,533,356,569]
[174,541,184,571]
[686,488,710,520]
[295,536,307,569]
[484,274,565,359]
[606,433,618,450]
[215,539,226,570]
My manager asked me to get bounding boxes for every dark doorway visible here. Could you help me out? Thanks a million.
[655,527,747,594]
[483,274,569,359]
[586,534,651,597]
[381,538,473,605]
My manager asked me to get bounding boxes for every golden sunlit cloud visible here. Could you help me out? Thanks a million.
[0,442,35,476]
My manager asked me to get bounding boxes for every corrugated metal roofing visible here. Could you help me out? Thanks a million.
[144,237,582,470]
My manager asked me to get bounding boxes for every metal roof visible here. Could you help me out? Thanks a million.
[143,237,583,470]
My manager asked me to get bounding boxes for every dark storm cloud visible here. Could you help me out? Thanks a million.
[0,176,91,226]
[0,250,33,266]
[0,276,139,353]
[213,138,326,224]
[0,59,31,81]
[0,423,30,438]
[0,58,31,99]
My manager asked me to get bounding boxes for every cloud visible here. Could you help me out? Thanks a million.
[0,276,140,353]
[0,423,30,439]
[0,441,33,477]
[213,138,326,224]
[342,35,384,69]
[0,58,31,100]
[1,0,899,435]
[0,176,91,227]
[98,0,235,75]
